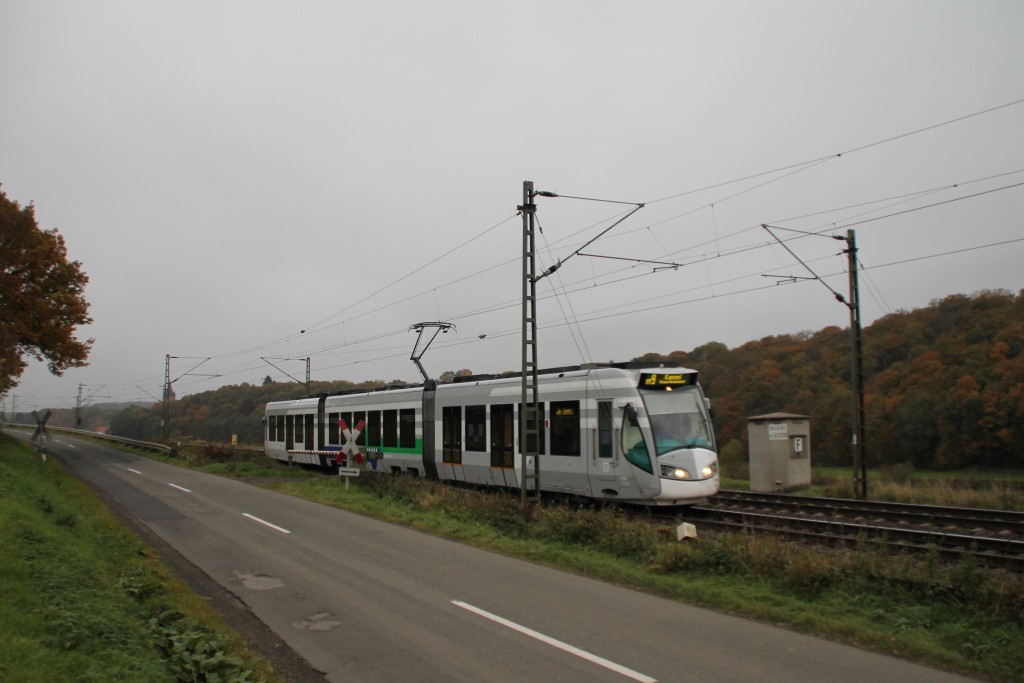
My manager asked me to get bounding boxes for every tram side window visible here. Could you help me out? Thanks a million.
[367,411,381,447]
[293,415,304,446]
[399,408,416,448]
[304,414,314,450]
[353,411,367,445]
[518,402,546,455]
[267,416,275,442]
[328,412,340,445]
[442,406,462,464]
[466,405,486,451]
[598,401,613,458]
[337,412,353,444]
[277,415,285,443]
[550,401,581,456]
[382,409,398,447]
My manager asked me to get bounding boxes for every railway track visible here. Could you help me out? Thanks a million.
[675,489,1024,571]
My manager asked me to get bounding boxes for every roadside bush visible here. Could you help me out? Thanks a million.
[534,504,660,559]
[201,443,238,463]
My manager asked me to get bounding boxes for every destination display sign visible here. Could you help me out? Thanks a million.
[639,371,697,389]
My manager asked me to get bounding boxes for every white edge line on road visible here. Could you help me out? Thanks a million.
[168,483,191,493]
[452,600,657,683]
[128,468,142,474]
[242,513,292,534]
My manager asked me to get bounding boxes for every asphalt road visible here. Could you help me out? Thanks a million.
[21,432,979,683]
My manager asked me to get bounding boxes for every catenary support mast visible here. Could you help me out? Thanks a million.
[520,181,541,506]
[846,229,868,500]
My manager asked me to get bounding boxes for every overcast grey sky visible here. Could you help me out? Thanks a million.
[2,0,1022,413]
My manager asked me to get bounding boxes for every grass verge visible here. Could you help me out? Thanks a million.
[0,433,278,683]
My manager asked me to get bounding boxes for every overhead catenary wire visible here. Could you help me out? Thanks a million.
[46,98,1024,403]
[829,181,1024,232]
[535,214,595,366]
[644,96,1024,207]
[175,214,1023,395]
[532,195,645,282]
[264,99,1024,368]
[95,175,1024,402]
[297,213,518,338]
[310,232,1024,377]
[762,224,848,304]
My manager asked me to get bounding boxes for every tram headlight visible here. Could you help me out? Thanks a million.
[702,462,718,478]
[660,464,691,480]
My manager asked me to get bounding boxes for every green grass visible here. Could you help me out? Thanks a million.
[808,466,1024,509]
[0,433,277,683]
[814,465,1024,483]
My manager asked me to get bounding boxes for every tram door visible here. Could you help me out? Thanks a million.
[591,400,620,490]
[587,389,645,501]
[490,404,515,486]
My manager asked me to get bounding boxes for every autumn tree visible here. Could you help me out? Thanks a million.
[439,369,474,383]
[0,187,93,394]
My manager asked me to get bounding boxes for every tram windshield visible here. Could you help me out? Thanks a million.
[642,386,714,455]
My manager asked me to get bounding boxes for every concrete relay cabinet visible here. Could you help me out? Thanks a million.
[747,412,811,493]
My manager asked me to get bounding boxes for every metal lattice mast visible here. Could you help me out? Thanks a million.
[520,181,541,505]
[163,354,171,440]
[845,229,867,500]
[75,383,83,427]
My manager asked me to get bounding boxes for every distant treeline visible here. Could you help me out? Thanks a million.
[107,377,394,446]
[98,290,1023,470]
[8,402,148,432]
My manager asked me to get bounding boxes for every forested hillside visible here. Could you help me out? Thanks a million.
[636,289,1024,470]
[105,290,1023,471]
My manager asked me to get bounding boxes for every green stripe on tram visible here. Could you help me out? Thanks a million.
[364,439,423,456]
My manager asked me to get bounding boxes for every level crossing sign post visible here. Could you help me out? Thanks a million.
[31,409,52,461]
[336,417,365,490]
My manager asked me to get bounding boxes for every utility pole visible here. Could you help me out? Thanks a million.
[845,229,868,500]
[164,354,172,440]
[162,355,217,441]
[519,181,541,506]
[76,383,83,426]
[514,183,645,509]
[762,224,868,500]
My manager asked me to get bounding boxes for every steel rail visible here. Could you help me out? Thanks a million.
[677,493,1024,571]
[710,489,1024,535]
